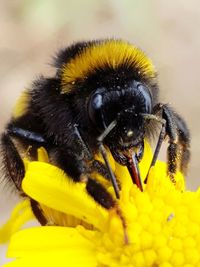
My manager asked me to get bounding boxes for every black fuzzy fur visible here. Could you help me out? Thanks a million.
[1,39,190,219]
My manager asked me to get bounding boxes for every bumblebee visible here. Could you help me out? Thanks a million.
[1,39,190,224]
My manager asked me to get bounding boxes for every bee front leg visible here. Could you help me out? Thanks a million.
[86,177,128,244]
[52,124,93,181]
[147,103,190,183]
[86,178,115,209]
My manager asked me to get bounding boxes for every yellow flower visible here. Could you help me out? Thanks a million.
[1,142,200,267]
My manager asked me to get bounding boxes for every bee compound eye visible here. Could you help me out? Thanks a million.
[88,90,106,132]
[91,93,103,110]
[136,83,153,114]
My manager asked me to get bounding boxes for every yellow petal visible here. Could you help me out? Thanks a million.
[37,147,49,162]
[3,256,96,267]
[7,226,94,257]
[22,162,108,230]
[0,200,34,243]
[4,226,97,267]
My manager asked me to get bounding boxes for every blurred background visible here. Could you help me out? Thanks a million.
[1,0,200,264]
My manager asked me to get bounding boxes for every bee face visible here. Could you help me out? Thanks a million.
[87,78,152,152]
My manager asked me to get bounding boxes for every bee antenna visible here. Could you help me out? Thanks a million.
[97,120,117,143]
[98,143,120,199]
[97,120,120,199]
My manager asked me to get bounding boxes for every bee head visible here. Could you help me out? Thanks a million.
[88,80,153,150]
[55,39,158,150]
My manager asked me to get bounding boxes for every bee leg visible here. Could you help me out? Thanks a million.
[55,125,128,240]
[1,133,25,191]
[1,131,50,224]
[57,135,120,199]
[30,199,48,225]
[146,104,190,184]
[7,125,46,144]
[172,112,190,175]
[72,124,119,183]
[86,178,128,244]
[91,160,115,181]
[1,125,47,190]
[161,104,190,183]
[73,124,92,161]
[57,123,127,241]
[154,104,180,183]
[52,124,94,181]
[86,178,115,209]
[68,125,119,183]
